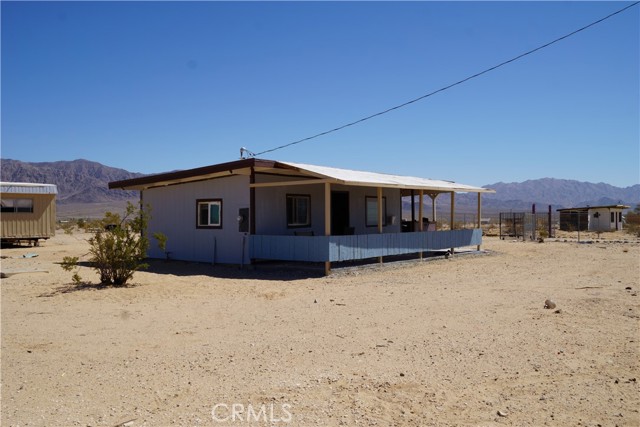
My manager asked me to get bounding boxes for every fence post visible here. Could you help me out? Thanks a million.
[324,182,331,275]
[450,192,455,255]
[477,192,482,250]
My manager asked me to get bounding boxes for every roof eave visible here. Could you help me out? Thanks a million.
[109,158,277,190]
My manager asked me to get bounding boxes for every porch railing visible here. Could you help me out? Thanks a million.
[249,229,482,263]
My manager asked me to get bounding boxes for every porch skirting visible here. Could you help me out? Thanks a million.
[249,229,482,263]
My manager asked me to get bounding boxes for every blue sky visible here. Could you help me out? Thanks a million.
[2,1,638,187]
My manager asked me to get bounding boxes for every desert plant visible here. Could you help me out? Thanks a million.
[82,218,103,233]
[88,202,150,286]
[153,232,169,260]
[61,256,82,285]
[60,221,75,235]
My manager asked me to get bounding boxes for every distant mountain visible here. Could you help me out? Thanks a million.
[483,178,640,207]
[3,159,638,213]
[454,178,639,212]
[0,159,142,204]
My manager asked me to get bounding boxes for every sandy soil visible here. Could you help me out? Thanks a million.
[1,231,639,426]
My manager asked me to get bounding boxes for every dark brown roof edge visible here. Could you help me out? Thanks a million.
[109,158,277,189]
[557,204,630,212]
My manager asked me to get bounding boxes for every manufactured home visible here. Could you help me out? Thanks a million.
[557,205,629,232]
[1,182,57,245]
[109,159,494,274]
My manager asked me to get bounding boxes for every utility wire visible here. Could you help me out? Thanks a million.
[252,1,639,157]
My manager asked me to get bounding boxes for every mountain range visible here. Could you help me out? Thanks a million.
[457,178,639,213]
[1,159,638,214]
[1,158,141,204]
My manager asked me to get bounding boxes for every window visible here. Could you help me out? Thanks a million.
[0,198,33,213]
[611,212,615,223]
[196,199,222,228]
[365,196,387,227]
[619,212,623,222]
[287,195,311,227]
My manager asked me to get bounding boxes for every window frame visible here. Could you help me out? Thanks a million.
[0,198,34,213]
[196,199,223,229]
[286,194,311,228]
[365,196,387,227]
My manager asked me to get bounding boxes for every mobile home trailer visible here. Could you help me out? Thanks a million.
[1,182,57,245]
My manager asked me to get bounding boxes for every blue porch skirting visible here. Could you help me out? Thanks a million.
[249,229,482,263]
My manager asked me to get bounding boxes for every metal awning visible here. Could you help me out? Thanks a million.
[109,158,494,194]
[272,161,494,193]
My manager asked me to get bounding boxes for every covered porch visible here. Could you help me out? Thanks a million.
[249,161,493,274]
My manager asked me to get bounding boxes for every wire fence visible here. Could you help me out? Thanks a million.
[499,212,556,240]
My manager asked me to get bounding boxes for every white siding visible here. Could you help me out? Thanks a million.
[254,176,325,236]
[254,175,402,236]
[144,175,250,264]
[587,207,624,231]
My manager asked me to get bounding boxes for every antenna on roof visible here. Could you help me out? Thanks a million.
[239,147,256,159]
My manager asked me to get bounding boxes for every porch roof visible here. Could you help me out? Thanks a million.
[277,161,494,193]
[109,158,494,193]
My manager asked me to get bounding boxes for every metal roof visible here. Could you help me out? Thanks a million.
[557,204,630,212]
[0,182,58,195]
[279,161,494,193]
[109,158,493,193]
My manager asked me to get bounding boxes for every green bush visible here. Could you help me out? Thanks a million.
[61,256,82,284]
[60,221,75,235]
[88,202,150,286]
[153,232,169,260]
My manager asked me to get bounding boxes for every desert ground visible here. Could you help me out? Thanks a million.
[1,230,638,426]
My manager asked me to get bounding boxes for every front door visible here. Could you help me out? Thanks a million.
[331,191,350,235]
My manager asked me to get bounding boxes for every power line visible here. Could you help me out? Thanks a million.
[252,1,639,157]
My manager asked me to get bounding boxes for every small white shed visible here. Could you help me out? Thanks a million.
[558,204,629,232]
[587,205,628,232]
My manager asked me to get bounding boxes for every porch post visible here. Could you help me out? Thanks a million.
[477,192,482,251]
[249,167,257,235]
[419,190,424,231]
[324,182,331,275]
[419,189,424,260]
[377,186,383,264]
[249,167,256,264]
[450,191,455,255]
[428,192,438,230]
[410,189,415,231]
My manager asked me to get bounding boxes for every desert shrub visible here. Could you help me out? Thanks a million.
[88,202,150,286]
[60,221,75,235]
[82,218,103,233]
[61,256,82,284]
[153,232,169,259]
